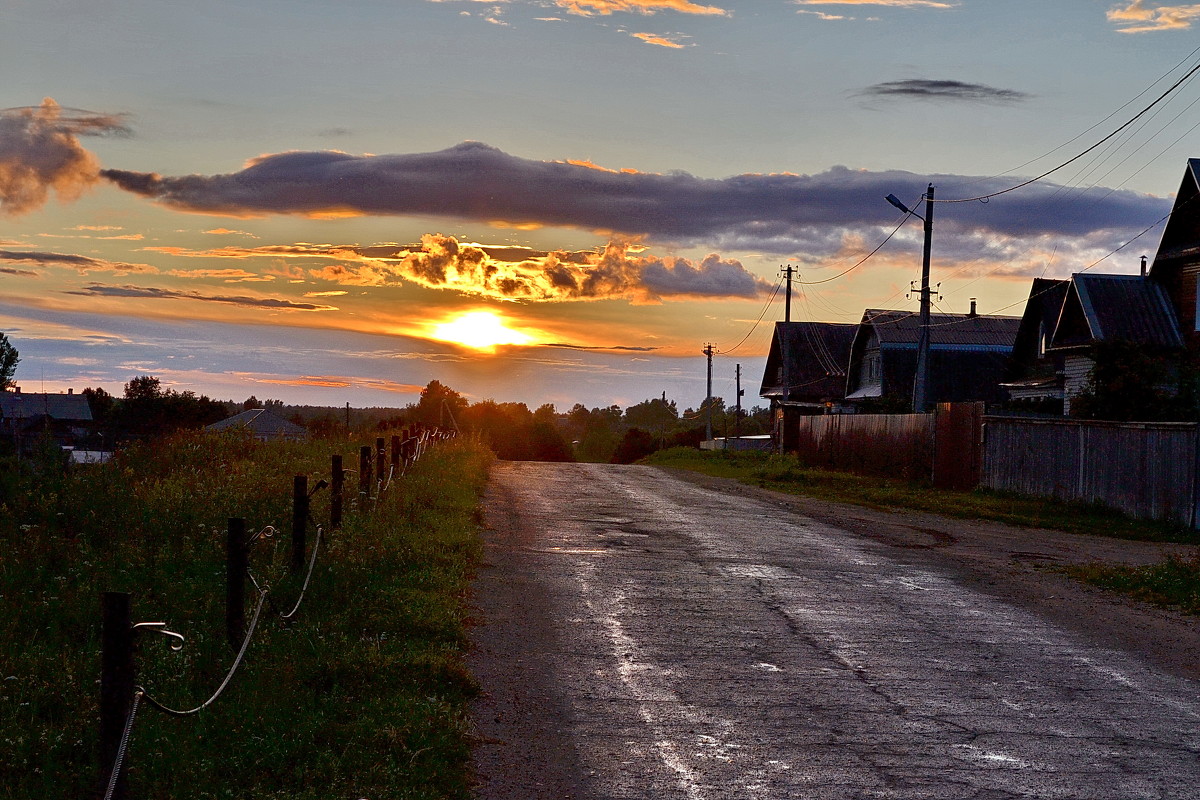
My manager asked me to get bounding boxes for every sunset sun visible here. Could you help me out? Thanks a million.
[430,310,537,351]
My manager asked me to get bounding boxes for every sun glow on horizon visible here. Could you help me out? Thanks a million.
[429,310,538,351]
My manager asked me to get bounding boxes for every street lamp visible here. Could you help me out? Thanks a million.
[886,184,935,412]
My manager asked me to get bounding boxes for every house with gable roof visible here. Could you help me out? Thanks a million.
[843,305,1020,410]
[0,387,94,451]
[758,321,857,449]
[205,408,306,441]
[1004,159,1200,414]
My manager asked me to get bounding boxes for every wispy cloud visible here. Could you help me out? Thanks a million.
[65,284,338,311]
[204,227,259,237]
[102,141,1170,257]
[0,249,157,274]
[165,268,275,282]
[794,0,956,7]
[631,31,687,47]
[551,0,728,15]
[233,372,427,393]
[796,10,850,20]
[0,98,130,216]
[1107,1,1200,32]
[858,79,1031,104]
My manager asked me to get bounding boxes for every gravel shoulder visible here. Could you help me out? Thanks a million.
[662,466,1200,682]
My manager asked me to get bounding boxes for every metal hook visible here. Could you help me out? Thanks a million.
[132,622,186,651]
[248,525,276,545]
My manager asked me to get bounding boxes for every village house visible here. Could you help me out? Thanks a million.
[1003,159,1200,415]
[758,321,857,450]
[843,304,1020,409]
[205,408,307,441]
[1000,278,1071,413]
[0,387,94,453]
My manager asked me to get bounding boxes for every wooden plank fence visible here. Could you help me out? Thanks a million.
[788,406,1200,527]
[980,417,1199,528]
[793,412,935,481]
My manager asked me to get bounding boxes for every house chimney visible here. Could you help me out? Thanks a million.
[1141,255,1148,277]
[67,388,73,394]
[13,386,19,395]
[969,298,978,318]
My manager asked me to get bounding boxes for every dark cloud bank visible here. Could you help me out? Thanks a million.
[101,142,1168,256]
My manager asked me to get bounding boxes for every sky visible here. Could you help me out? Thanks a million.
[2,0,1200,412]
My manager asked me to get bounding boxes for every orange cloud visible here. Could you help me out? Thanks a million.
[235,372,425,393]
[631,31,687,47]
[166,268,275,282]
[1107,1,1200,31]
[307,233,771,303]
[555,0,728,15]
[793,0,955,6]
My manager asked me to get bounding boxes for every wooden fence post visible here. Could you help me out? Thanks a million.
[375,437,386,485]
[292,475,307,574]
[100,591,134,800]
[390,435,401,475]
[330,454,343,529]
[226,518,247,651]
[359,445,372,497]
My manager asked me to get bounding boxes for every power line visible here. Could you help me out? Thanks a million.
[936,55,1200,205]
[797,211,915,286]
[717,275,783,355]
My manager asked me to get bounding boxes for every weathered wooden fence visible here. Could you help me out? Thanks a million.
[980,417,1199,528]
[793,412,936,480]
[788,407,1200,526]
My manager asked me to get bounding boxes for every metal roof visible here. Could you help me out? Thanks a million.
[858,309,1020,349]
[759,321,857,402]
[0,391,93,421]
[1049,274,1182,350]
[206,408,306,438]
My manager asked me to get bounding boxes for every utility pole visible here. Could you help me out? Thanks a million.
[660,390,667,450]
[735,364,744,447]
[913,184,935,413]
[703,343,715,443]
[783,265,794,322]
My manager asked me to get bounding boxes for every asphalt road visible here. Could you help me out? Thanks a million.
[469,462,1200,799]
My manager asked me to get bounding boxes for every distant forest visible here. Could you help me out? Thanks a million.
[77,376,771,463]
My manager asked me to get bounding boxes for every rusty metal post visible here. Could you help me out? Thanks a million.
[100,591,134,800]
[226,518,247,651]
[359,445,372,497]
[330,454,343,529]
[292,475,307,574]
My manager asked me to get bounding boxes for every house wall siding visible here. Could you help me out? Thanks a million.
[1062,354,1094,409]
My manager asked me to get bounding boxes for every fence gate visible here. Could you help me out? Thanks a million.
[933,402,985,490]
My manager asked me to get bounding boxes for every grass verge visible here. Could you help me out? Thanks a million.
[1064,557,1200,615]
[642,447,1198,544]
[0,430,492,800]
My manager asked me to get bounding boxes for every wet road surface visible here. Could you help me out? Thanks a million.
[469,462,1200,799]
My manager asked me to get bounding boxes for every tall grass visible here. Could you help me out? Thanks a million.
[0,430,492,800]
